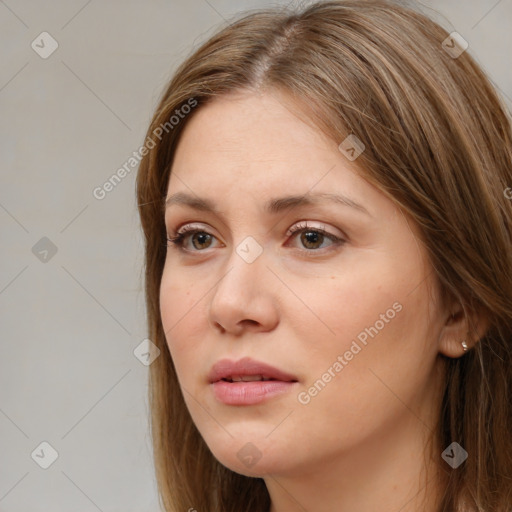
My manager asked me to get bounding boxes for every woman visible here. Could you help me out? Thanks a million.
[136,1,512,510]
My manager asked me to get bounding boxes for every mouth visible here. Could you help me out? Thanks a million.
[208,357,299,405]
[220,375,292,382]
[208,357,298,384]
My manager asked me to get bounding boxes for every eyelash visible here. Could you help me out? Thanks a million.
[165,222,346,254]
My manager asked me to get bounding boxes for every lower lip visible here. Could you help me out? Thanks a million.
[211,380,297,405]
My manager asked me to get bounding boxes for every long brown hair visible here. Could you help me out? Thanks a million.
[136,1,512,510]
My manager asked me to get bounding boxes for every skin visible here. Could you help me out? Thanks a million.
[160,88,473,512]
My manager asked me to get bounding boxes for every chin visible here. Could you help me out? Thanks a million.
[204,434,288,477]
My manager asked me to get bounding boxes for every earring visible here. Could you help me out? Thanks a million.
[461,340,468,352]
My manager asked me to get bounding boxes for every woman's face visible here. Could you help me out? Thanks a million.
[160,89,449,478]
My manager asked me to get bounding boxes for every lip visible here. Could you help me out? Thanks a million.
[208,357,299,406]
[208,357,298,383]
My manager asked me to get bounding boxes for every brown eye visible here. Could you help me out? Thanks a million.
[287,222,345,252]
[166,227,219,251]
[190,232,213,250]
[299,230,326,250]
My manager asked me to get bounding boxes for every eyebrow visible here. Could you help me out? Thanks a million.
[165,191,371,217]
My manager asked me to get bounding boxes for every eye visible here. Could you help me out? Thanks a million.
[285,221,345,252]
[166,224,220,251]
[165,221,346,253]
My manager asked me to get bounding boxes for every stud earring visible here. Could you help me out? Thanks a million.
[461,340,468,352]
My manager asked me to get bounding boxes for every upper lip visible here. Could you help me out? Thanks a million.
[208,357,298,383]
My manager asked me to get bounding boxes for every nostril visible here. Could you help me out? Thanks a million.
[237,319,261,331]
[214,322,226,333]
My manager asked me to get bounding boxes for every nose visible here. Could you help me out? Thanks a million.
[208,247,279,336]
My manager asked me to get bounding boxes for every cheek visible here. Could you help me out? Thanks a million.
[159,267,208,380]
[289,250,435,400]
[298,278,437,425]
[285,253,412,355]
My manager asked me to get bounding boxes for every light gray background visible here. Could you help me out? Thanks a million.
[0,1,510,511]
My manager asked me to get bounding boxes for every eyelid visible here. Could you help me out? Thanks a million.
[173,222,221,239]
[285,220,345,240]
[170,220,344,239]
[176,222,212,234]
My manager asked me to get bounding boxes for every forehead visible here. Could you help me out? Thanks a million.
[171,91,360,189]
[166,90,402,229]
[172,90,339,171]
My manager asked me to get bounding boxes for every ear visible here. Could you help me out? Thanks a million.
[437,300,489,358]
